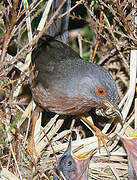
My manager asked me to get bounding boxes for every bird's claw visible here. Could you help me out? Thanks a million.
[95,128,110,156]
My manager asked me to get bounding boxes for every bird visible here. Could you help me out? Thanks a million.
[31,35,121,117]
[53,140,95,180]
[119,134,137,180]
[29,0,123,153]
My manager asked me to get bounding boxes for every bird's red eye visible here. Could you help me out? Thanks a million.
[96,87,106,97]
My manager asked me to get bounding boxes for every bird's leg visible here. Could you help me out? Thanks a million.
[28,106,41,155]
[80,115,110,155]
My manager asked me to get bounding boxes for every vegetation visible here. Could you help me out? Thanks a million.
[0,0,136,179]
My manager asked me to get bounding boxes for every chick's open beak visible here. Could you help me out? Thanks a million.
[118,134,137,179]
[96,99,123,124]
[54,140,96,180]
[72,149,96,179]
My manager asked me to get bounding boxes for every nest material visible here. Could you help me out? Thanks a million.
[0,0,137,179]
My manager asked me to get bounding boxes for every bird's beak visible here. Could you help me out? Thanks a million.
[71,147,96,180]
[66,139,96,159]
[96,99,123,124]
[118,134,137,179]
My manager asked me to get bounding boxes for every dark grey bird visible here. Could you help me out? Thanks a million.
[31,0,122,118]
[30,0,123,154]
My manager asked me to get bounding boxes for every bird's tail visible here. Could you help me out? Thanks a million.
[46,0,71,44]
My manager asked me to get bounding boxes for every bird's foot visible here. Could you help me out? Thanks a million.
[79,115,110,156]
[95,127,110,156]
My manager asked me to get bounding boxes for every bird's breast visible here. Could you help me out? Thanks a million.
[30,81,96,115]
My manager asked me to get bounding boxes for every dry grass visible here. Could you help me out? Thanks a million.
[0,0,137,179]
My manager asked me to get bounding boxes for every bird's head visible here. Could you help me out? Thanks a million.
[78,63,123,122]
[54,140,95,180]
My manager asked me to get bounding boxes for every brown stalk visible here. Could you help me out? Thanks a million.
[0,1,31,66]
[115,0,131,34]
[68,119,76,141]
[1,1,18,64]
[90,6,104,63]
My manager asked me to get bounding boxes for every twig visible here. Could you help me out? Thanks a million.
[114,0,137,45]
[1,1,18,64]
[90,6,104,63]
[121,49,137,120]
[1,168,20,180]
[68,119,76,141]
[59,0,83,18]
[78,34,83,58]
[37,0,54,31]
[10,0,67,67]
[135,98,137,129]
[103,13,129,70]
[109,164,120,180]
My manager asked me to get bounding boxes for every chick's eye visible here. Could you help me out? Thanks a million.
[67,160,72,166]
[96,87,106,97]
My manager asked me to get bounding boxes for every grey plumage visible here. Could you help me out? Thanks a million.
[46,0,71,44]
[30,0,122,119]
[31,36,119,115]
